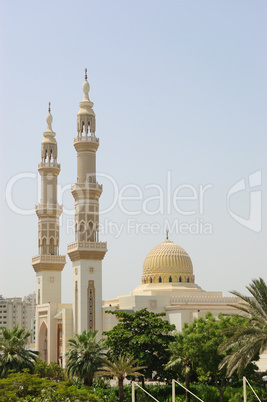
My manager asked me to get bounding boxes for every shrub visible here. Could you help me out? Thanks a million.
[0,370,102,402]
[34,359,66,382]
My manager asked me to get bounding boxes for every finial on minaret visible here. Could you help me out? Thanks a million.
[82,69,90,101]
[166,229,169,240]
[46,102,53,133]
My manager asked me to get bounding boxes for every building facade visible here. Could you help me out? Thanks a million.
[0,294,35,344]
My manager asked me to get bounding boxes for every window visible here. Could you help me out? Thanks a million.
[159,276,162,283]
[169,276,172,282]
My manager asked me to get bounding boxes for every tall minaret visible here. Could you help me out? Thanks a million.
[32,105,66,305]
[67,70,107,336]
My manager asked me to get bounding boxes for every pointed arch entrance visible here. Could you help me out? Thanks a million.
[39,321,48,362]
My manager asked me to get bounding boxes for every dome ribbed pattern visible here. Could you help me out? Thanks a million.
[142,239,194,284]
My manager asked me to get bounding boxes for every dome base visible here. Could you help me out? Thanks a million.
[132,282,204,296]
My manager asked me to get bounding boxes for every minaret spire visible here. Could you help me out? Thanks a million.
[67,74,107,336]
[32,107,66,362]
[32,107,66,301]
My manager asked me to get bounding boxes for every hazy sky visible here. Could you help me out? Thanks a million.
[1,1,267,302]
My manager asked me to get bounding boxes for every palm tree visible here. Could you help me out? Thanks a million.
[66,329,105,386]
[219,277,267,376]
[0,326,38,377]
[98,354,146,402]
[166,334,194,402]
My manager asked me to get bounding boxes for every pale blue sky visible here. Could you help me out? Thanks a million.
[1,1,267,301]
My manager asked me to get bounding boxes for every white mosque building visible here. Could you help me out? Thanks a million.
[32,71,250,366]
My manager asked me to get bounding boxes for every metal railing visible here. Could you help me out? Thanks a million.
[132,382,159,402]
[172,379,204,402]
[243,376,261,402]
[131,377,261,401]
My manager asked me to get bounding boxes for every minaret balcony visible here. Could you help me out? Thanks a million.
[38,162,61,168]
[38,162,61,175]
[74,135,99,152]
[67,241,107,261]
[71,183,103,200]
[32,255,66,272]
[35,203,63,217]
[74,135,99,144]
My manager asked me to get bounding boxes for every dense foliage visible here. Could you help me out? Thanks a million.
[167,312,256,402]
[104,308,175,382]
[2,276,267,401]
[0,371,265,402]
[0,370,102,401]
[34,359,66,381]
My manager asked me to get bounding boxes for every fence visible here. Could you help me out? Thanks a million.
[243,376,261,402]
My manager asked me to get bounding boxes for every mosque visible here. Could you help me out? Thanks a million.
[32,71,246,366]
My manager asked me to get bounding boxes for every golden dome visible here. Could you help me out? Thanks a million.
[142,239,194,284]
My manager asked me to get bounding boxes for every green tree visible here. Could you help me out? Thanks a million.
[0,326,38,378]
[219,277,267,376]
[166,313,250,402]
[98,354,146,402]
[103,308,175,382]
[66,329,105,386]
[34,359,66,381]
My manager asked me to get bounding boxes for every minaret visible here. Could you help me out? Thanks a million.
[32,104,66,305]
[67,70,107,336]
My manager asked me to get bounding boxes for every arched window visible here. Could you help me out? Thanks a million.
[150,277,153,283]
[49,238,54,255]
[159,276,162,283]
[88,221,94,242]
[39,322,48,362]
[79,221,86,242]
[179,276,182,283]
[187,277,190,283]
[169,276,172,282]
[144,279,146,284]
[75,223,78,241]
[42,237,47,255]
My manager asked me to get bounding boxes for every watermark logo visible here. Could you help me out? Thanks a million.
[5,169,262,236]
[226,170,261,232]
